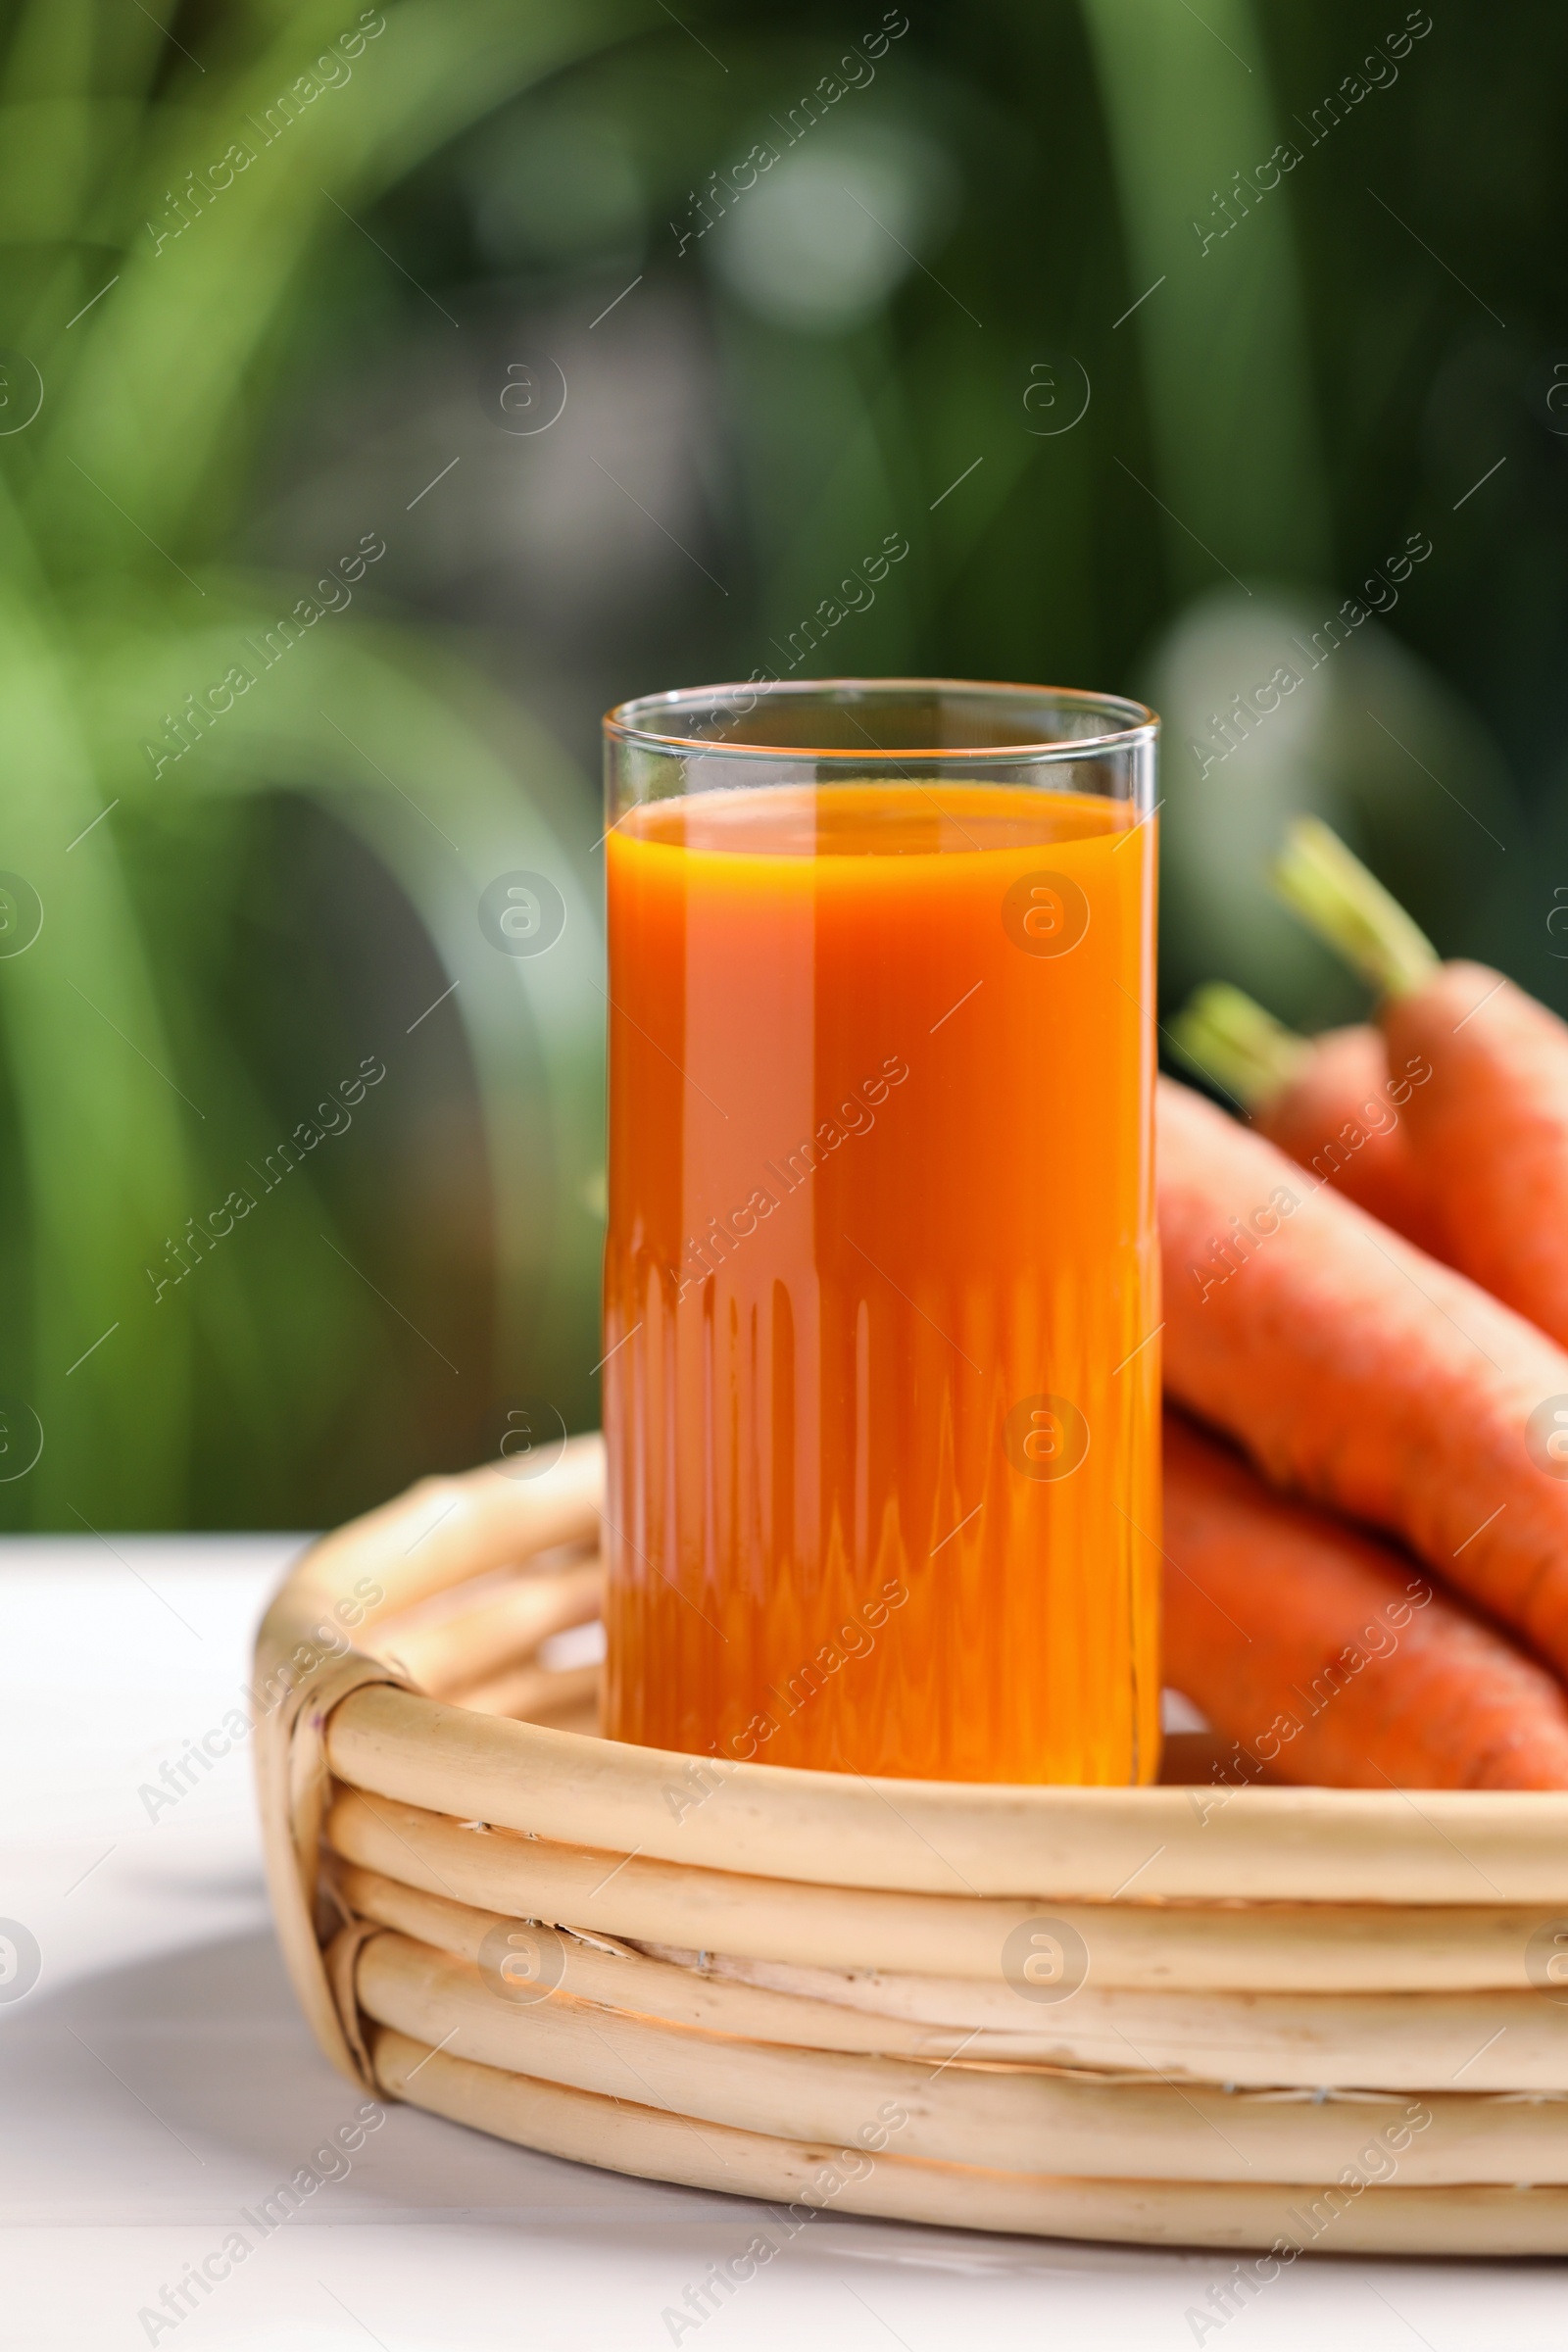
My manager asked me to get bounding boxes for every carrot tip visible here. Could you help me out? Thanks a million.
[1270,817,1438,1000]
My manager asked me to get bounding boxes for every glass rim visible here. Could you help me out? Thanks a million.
[603,675,1159,762]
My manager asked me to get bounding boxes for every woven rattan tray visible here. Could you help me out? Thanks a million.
[255,1438,1568,2254]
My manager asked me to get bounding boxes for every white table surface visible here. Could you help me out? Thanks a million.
[2,1538,1563,2351]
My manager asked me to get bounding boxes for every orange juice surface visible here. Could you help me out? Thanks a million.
[603,781,1159,1783]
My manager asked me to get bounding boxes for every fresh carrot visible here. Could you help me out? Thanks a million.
[1158,1071,1568,1677]
[1273,816,1568,1349]
[1163,1411,1568,1790]
[1170,983,1438,1248]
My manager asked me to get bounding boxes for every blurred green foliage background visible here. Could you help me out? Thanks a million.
[0,0,1561,1528]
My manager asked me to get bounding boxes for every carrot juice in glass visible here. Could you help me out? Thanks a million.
[601,680,1159,1784]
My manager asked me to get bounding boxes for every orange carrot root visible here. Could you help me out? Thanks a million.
[1384,960,1568,1350]
[1252,1023,1441,1252]
[1272,819,1568,1350]
[1169,984,1440,1248]
[1158,1073,1568,1678]
[1163,1411,1568,1790]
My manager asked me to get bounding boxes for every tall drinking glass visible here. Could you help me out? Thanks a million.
[601,679,1159,1784]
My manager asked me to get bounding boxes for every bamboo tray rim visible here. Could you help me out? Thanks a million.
[331,1680,1568,1825]
[292,1437,1568,1823]
[261,1438,1568,1896]
[322,1682,1568,1911]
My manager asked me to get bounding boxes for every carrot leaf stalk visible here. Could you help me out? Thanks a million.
[1168,983,1307,1109]
[1270,817,1439,1000]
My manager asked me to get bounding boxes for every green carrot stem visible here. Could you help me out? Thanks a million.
[1270,816,1438,1000]
[1168,983,1308,1108]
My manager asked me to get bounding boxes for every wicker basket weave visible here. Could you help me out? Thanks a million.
[255,1437,1568,2255]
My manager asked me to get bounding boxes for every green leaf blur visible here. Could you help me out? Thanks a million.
[0,0,1556,1525]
